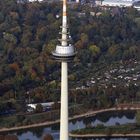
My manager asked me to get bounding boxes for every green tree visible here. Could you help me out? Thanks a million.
[89,44,101,63]
[17,114,25,123]
[35,104,43,113]
[3,32,17,44]
[136,111,140,125]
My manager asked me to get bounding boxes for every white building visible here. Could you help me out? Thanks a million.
[102,0,137,7]
[27,102,55,112]
[28,0,43,2]
[17,0,44,3]
[133,1,140,10]
[95,0,103,6]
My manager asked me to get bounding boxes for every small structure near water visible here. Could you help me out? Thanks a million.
[27,102,55,112]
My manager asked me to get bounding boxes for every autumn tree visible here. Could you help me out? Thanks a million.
[42,134,54,140]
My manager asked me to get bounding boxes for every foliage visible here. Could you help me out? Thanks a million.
[42,134,54,140]
[0,135,19,140]
[0,0,140,116]
[136,111,140,125]
[35,104,43,113]
[71,123,140,135]
[16,114,25,122]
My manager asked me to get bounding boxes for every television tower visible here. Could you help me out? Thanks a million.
[52,0,76,139]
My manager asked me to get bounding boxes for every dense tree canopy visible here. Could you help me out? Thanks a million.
[0,0,140,111]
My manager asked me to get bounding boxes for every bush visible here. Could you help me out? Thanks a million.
[0,135,5,140]
[22,118,32,125]
[35,104,43,113]
[42,134,54,140]
[16,114,25,122]
[96,124,105,129]
[105,127,112,135]
[4,135,18,140]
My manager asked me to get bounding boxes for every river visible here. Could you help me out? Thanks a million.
[6,110,139,140]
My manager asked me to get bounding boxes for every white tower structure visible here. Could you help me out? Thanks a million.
[76,0,80,3]
[52,0,76,139]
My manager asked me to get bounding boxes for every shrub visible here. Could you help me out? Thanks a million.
[4,135,18,140]
[35,104,43,113]
[0,135,5,140]
[96,124,104,129]
[105,127,112,135]
[16,114,25,122]
[42,134,54,140]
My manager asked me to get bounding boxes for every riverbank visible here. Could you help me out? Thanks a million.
[0,105,140,133]
[69,123,140,138]
[69,133,140,138]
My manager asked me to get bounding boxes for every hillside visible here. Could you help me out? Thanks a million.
[0,0,140,112]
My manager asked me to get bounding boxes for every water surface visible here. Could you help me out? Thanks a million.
[7,111,137,140]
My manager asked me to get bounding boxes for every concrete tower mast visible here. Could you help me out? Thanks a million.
[52,0,76,139]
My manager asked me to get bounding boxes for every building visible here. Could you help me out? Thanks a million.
[101,0,138,7]
[95,0,103,6]
[27,102,55,112]
[28,0,43,2]
[133,1,140,10]
[17,0,43,3]
[17,0,80,3]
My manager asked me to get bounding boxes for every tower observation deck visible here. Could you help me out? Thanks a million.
[52,44,76,61]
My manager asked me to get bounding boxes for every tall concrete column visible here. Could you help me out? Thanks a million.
[60,61,68,140]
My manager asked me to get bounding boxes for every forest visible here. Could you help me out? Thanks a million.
[0,0,140,113]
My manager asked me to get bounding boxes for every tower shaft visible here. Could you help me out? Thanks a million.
[60,61,68,140]
[51,0,76,138]
[60,0,71,139]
